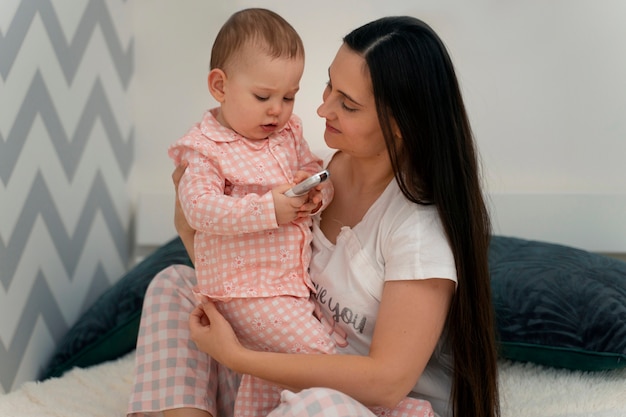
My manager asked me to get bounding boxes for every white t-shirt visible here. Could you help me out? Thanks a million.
[309,176,457,417]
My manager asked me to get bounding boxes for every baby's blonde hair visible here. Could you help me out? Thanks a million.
[210,8,304,70]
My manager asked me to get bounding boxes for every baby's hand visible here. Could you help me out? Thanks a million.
[272,184,307,225]
[291,170,325,218]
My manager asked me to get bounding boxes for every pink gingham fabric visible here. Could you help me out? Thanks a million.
[268,388,435,417]
[168,108,330,301]
[128,265,435,417]
[218,296,336,416]
[127,265,241,417]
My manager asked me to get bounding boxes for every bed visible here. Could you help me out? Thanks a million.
[1,351,625,417]
[1,192,625,416]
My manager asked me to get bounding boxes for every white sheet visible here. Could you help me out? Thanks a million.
[1,352,625,417]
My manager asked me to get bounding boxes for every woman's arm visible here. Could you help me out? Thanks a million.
[172,162,196,262]
[190,276,454,408]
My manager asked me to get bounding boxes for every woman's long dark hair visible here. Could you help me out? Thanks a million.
[344,17,499,417]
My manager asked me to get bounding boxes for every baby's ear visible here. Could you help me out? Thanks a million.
[208,69,227,102]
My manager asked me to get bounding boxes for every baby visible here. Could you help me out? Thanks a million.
[168,8,335,417]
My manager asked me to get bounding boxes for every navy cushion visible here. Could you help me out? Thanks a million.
[41,235,626,378]
[41,237,192,379]
[490,236,626,371]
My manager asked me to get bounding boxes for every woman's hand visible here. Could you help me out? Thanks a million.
[300,184,325,216]
[290,170,326,219]
[189,300,245,368]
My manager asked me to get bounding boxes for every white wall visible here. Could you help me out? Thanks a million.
[131,0,626,196]
[130,0,626,247]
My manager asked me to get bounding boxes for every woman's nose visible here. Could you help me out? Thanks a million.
[316,103,324,118]
[317,99,330,118]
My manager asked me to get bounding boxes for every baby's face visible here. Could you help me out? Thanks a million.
[217,46,304,140]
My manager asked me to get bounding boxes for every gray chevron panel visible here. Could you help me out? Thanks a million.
[0,273,68,391]
[0,70,134,184]
[0,0,133,87]
[0,171,130,289]
[0,0,134,392]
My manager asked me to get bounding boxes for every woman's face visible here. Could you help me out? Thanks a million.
[317,44,388,159]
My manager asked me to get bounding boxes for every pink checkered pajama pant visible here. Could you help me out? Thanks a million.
[215,294,336,416]
[127,264,434,417]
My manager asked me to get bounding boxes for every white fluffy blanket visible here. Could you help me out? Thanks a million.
[0,353,625,417]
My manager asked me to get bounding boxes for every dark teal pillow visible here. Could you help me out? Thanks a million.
[41,237,192,380]
[489,235,626,371]
[41,234,626,378]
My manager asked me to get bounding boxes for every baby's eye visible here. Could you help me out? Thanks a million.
[283,97,295,102]
[254,95,269,101]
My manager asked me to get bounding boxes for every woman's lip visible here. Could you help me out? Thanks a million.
[325,122,339,133]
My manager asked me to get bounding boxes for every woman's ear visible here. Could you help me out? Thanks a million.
[208,69,227,102]
[391,119,402,141]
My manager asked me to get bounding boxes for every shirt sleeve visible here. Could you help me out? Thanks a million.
[170,133,278,236]
[382,204,457,284]
[289,114,334,210]
[290,114,323,173]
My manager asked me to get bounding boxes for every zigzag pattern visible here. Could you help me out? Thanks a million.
[0,70,134,185]
[0,171,129,290]
[0,263,113,391]
[0,272,68,391]
[0,0,133,87]
[0,0,134,392]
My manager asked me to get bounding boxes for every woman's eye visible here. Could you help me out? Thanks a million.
[326,81,356,112]
[341,102,357,112]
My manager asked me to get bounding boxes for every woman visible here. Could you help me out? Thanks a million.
[129,15,499,417]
